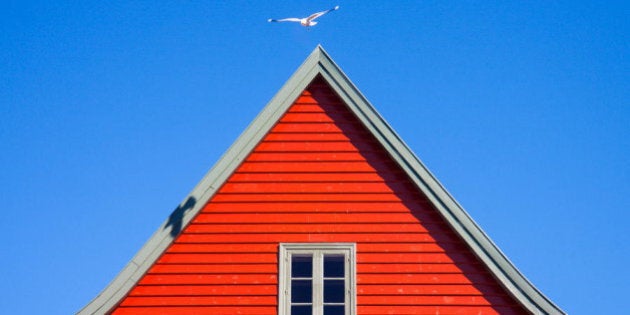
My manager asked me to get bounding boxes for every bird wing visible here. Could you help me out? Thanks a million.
[306,5,339,21]
[268,17,301,23]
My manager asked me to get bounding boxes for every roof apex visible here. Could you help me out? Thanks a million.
[79,46,565,315]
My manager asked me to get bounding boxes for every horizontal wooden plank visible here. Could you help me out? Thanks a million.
[193,212,423,224]
[121,295,515,308]
[149,262,487,276]
[288,100,341,109]
[358,242,469,253]
[357,305,522,315]
[150,263,276,274]
[294,94,341,105]
[158,253,277,264]
[167,242,467,254]
[219,182,415,194]
[296,93,343,102]
[236,161,390,173]
[263,132,355,142]
[138,274,277,285]
[149,262,484,276]
[150,263,486,277]
[254,140,382,153]
[184,223,449,234]
[287,104,330,113]
[245,151,387,163]
[120,296,276,307]
[157,252,480,265]
[279,112,357,123]
[357,294,516,306]
[210,193,413,203]
[176,233,449,244]
[229,172,387,182]
[357,273,494,285]
[357,284,505,296]
[270,122,365,134]
[129,284,509,299]
[357,263,486,274]
[201,201,432,213]
[167,243,277,254]
[130,284,276,296]
[112,306,275,315]
[358,252,477,264]
[286,106,341,113]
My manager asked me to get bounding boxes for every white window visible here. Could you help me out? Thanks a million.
[279,243,356,315]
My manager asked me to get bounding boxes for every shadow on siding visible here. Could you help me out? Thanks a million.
[165,196,197,237]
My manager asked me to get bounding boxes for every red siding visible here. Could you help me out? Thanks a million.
[111,77,528,314]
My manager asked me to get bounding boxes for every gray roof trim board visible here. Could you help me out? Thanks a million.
[79,46,565,315]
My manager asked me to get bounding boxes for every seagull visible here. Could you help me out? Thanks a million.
[268,5,340,27]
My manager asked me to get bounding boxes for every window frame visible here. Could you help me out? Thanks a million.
[279,243,357,315]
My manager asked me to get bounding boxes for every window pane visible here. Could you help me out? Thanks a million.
[292,255,312,278]
[324,255,344,277]
[291,280,312,303]
[291,305,312,315]
[324,305,345,315]
[324,279,345,303]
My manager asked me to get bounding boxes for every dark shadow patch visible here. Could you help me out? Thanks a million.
[165,196,197,238]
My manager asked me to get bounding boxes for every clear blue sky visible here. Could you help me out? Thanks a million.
[1,1,627,314]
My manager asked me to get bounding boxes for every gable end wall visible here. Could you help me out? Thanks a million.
[109,78,528,315]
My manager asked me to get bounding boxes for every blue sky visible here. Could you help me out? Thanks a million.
[1,1,627,314]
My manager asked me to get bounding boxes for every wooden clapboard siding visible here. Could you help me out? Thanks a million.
[110,77,527,314]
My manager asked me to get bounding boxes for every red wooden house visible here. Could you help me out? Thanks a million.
[80,46,564,315]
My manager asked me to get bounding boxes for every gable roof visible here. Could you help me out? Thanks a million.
[79,45,565,315]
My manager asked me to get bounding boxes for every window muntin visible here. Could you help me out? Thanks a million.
[279,243,356,315]
[291,255,313,313]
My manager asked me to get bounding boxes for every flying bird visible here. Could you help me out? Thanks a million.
[268,5,340,27]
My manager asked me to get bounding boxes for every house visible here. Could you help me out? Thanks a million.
[80,46,565,314]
